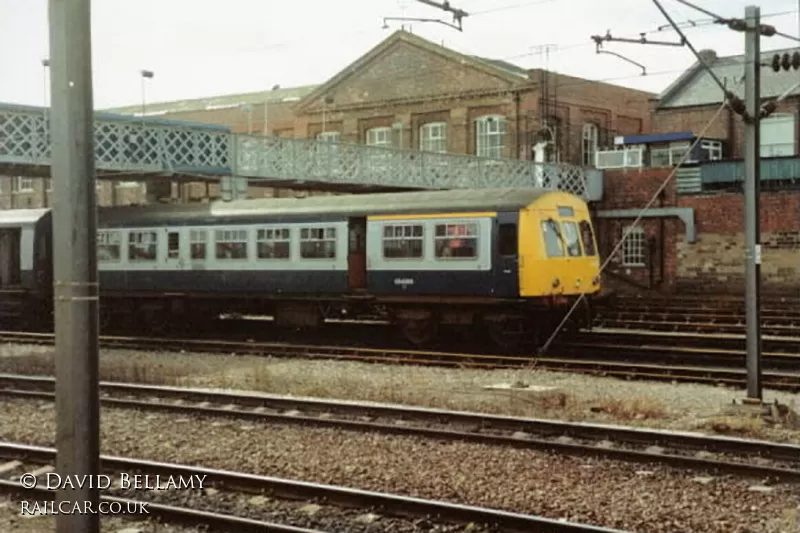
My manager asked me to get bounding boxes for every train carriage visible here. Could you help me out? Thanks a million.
[0,187,601,348]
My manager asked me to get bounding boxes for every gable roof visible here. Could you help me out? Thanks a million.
[103,85,318,117]
[658,47,800,109]
[295,30,530,112]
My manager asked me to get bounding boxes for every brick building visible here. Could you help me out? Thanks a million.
[0,29,655,208]
[595,47,800,295]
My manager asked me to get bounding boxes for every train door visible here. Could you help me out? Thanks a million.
[492,213,519,298]
[347,217,367,290]
[0,229,21,287]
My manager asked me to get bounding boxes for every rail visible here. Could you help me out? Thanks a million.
[1,374,798,480]
[2,330,800,391]
[0,442,627,533]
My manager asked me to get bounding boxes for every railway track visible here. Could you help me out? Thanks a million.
[1,374,799,482]
[0,442,624,533]
[593,311,800,337]
[2,330,800,391]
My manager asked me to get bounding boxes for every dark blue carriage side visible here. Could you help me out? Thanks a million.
[366,211,521,298]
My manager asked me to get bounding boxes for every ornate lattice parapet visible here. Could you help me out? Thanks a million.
[0,103,231,175]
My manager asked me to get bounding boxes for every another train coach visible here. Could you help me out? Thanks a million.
[0,187,601,348]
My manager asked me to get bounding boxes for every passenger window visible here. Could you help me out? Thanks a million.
[128,231,158,262]
[498,224,517,256]
[434,223,478,259]
[190,229,207,260]
[167,232,180,259]
[256,228,291,260]
[300,227,337,259]
[541,220,564,257]
[561,221,582,257]
[383,224,424,259]
[579,221,597,256]
[215,229,248,260]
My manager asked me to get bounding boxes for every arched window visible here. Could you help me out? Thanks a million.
[474,115,507,158]
[582,123,599,166]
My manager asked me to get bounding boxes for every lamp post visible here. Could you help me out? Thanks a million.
[140,69,154,117]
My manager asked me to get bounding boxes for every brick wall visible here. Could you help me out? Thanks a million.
[652,97,800,159]
[675,191,800,294]
[596,168,800,295]
[594,169,680,292]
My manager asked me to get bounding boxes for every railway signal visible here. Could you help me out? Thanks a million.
[770,51,800,71]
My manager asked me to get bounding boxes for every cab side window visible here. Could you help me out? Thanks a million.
[541,220,564,257]
[579,220,597,256]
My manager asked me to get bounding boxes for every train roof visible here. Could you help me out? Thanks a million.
[98,188,572,226]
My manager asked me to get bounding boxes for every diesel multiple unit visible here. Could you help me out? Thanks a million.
[0,187,602,348]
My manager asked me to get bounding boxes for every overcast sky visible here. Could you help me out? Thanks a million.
[1,0,798,110]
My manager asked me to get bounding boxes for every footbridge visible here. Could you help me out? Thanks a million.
[0,102,602,201]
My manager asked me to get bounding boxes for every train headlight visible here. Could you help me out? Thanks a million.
[575,278,581,288]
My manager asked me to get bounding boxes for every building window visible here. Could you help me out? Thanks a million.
[382,224,424,259]
[650,142,691,167]
[475,116,507,158]
[434,222,478,259]
[300,227,336,259]
[128,231,158,262]
[215,229,248,260]
[97,231,121,263]
[366,127,392,147]
[541,220,564,258]
[669,142,690,164]
[760,113,796,157]
[256,228,291,259]
[317,131,340,143]
[579,221,596,256]
[621,226,645,267]
[700,140,723,161]
[14,177,34,192]
[419,122,447,153]
[190,229,207,260]
[582,123,599,166]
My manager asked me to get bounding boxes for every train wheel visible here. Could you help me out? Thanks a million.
[399,318,439,347]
